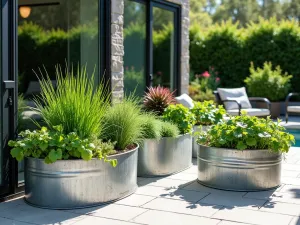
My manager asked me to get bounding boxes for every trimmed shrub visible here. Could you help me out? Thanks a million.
[190,19,300,92]
[245,62,292,101]
[190,22,246,88]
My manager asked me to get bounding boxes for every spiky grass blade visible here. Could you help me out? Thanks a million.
[33,65,110,139]
[102,95,145,150]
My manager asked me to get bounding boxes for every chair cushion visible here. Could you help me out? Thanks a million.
[217,87,252,110]
[287,106,300,113]
[227,108,270,117]
[175,94,194,109]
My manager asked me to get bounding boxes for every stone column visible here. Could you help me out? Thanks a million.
[111,0,125,102]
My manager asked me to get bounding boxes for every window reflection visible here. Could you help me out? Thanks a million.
[152,7,175,90]
[124,0,146,97]
[17,0,100,183]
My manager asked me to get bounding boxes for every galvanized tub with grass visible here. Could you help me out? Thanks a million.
[138,134,192,176]
[25,146,138,209]
[192,125,209,158]
[197,145,282,191]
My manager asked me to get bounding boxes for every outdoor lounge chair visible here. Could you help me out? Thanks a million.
[285,92,300,123]
[214,87,271,117]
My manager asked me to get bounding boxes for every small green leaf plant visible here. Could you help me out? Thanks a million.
[8,126,117,167]
[245,62,293,102]
[162,104,195,135]
[198,111,295,153]
[190,101,226,126]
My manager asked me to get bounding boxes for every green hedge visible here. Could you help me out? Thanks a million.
[190,19,300,91]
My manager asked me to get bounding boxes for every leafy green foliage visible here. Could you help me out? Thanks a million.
[245,62,292,101]
[8,126,116,166]
[162,104,195,135]
[34,65,110,139]
[140,114,162,139]
[190,21,246,88]
[190,19,300,91]
[160,121,180,138]
[191,101,226,126]
[102,96,145,150]
[198,112,295,153]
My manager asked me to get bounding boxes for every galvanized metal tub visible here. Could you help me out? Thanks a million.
[192,125,209,158]
[197,145,282,191]
[138,134,192,176]
[24,146,138,209]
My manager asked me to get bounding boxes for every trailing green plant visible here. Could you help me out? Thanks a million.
[143,86,176,116]
[8,125,117,166]
[102,95,145,150]
[162,104,195,135]
[160,121,180,138]
[198,112,294,153]
[140,114,162,139]
[33,65,110,139]
[245,62,293,101]
[191,101,226,126]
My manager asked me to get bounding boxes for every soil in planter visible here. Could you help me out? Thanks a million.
[108,143,138,156]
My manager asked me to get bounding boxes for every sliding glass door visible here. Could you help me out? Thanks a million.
[124,0,180,96]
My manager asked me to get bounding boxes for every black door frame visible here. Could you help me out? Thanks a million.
[127,0,181,93]
[0,0,19,200]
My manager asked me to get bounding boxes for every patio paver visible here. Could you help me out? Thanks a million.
[212,208,293,225]
[131,210,221,225]
[0,143,300,224]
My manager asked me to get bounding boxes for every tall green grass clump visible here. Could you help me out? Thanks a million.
[102,96,145,150]
[140,114,162,139]
[34,65,110,139]
[160,121,180,138]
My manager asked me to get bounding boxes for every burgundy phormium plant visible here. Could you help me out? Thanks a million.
[143,86,176,116]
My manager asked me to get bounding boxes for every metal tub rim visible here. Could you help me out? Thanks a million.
[24,145,138,209]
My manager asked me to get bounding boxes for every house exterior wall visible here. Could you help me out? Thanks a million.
[111,0,190,101]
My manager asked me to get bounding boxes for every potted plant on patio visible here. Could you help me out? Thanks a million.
[9,66,143,209]
[138,114,188,176]
[245,62,292,118]
[197,111,294,191]
[190,100,226,158]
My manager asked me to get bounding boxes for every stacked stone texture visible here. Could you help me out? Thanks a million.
[111,0,190,101]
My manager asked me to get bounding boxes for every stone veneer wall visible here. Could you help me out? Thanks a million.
[111,0,190,101]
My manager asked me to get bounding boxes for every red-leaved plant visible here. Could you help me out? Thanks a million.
[143,86,176,116]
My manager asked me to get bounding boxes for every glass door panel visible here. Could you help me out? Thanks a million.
[123,0,180,95]
[17,0,101,183]
[124,0,147,97]
[152,7,175,90]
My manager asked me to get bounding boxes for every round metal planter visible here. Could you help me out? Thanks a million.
[197,145,282,191]
[24,146,138,209]
[192,126,210,158]
[138,134,192,176]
